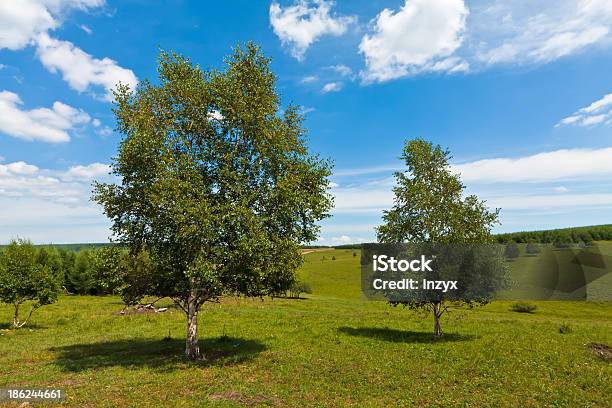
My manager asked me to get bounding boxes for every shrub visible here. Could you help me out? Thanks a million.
[67,250,94,295]
[332,256,336,261]
[90,246,124,294]
[510,301,537,313]
[559,323,572,334]
[353,252,357,257]
[504,242,519,259]
[0,239,62,328]
[289,282,312,298]
[525,242,540,255]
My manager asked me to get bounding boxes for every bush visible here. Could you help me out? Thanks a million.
[353,252,357,257]
[504,242,519,259]
[0,239,62,328]
[559,323,573,334]
[67,250,94,295]
[554,240,572,249]
[510,301,537,313]
[289,282,312,298]
[525,242,540,255]
[90,246,124,294]
[332,256,336,261]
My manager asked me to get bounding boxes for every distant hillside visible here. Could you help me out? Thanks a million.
[0,242,117,251]
[495,224,612,244]
[4,225,611,251]
[327,224,612,248]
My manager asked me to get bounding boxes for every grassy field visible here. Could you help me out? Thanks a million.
[498,242,612,301]
[1,249,611,407]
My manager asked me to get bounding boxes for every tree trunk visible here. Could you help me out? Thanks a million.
[12,304,20,329]
[433,301,443,338]
[185,291,200,360]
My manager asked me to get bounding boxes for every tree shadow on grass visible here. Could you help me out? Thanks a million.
[338,327,476,343]
[50,336,266,372]
[0,322,46,330]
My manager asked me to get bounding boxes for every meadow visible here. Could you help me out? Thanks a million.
[1,249,611,407]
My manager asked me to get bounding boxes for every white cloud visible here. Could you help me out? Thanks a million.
[476,0,612,66]
[329,146,612,214]
[486,193,612,210]
[0,159,118,243]
[0,1,137,100]
[331,235,352,244]
[330,235,368,244]
[0,90,90,143]
[331,186,393,214]
[0,160,113,201]
[2,161,39,175]
[452,147,612,183]
[354,0,612,81]
[92,118,101,127]
[557,92,612,127]
[270,0,356,61]
[359,0,469,82]
[36,33,138,100]
[321,82,342,93]
[95,125,113,137]
[334,164,400,177]
[79,24,92,34]
[328,64,352,76]
[300,75,318,83]
[61,162,110,181]
[0,0,104,50]
[0,0,56,50]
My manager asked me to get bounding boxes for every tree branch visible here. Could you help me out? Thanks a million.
[171,297,187,314]
[16,304,40,328]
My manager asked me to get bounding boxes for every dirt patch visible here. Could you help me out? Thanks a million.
[209,391,281,406]
[587,343,612,361]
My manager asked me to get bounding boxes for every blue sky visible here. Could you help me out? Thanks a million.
[1,0,612,245]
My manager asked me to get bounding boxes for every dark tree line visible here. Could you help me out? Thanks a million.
[1,244,135,298]
[495,225,612,245]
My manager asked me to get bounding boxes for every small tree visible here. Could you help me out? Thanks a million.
[117,250,154,307]
[56,248,76,292]
[93,44,332,360]
[377,139,502,338]
[289,281,312,298]
[90,246,124,294]
[0,239,61,328]
[504,241,520,259]
[68,250,94,295]
[525,242,540,255]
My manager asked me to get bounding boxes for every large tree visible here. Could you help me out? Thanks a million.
[377,139,502,337]
[93,44,332,360]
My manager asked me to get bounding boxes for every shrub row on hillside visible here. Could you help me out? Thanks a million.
[495,225,612,244]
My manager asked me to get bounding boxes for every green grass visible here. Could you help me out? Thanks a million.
[1,249,611,407]
[499,241,612,301]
